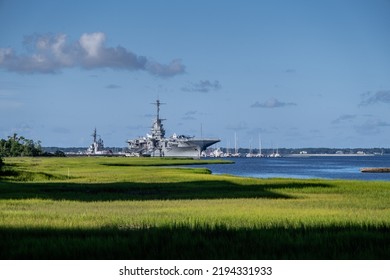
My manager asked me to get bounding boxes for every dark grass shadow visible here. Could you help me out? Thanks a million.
[0,169,70,181]
[0,179,332,201]
[0,224,389,259]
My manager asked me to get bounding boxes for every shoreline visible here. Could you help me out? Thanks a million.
[285,153,376,157]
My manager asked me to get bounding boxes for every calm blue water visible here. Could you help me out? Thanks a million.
[197,155,390,181]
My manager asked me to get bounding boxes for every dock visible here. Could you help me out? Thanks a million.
[360,167,390,173]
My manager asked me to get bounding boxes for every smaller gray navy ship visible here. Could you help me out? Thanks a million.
[127,100,220,158]
[86,128,111,155]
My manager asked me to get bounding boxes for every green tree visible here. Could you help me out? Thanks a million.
[0,134,43,157]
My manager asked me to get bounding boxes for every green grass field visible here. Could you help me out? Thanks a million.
[0,157,389,259]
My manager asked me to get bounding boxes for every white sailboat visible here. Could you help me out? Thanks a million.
[232,132,241,157]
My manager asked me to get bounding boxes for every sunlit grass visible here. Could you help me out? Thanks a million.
[0,157,389,259]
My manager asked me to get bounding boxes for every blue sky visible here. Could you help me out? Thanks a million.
[1,0,389,148]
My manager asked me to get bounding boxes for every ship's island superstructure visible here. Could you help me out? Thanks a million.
[127,100,220,159]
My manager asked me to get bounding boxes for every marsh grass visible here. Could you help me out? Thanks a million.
[0,157,389,259]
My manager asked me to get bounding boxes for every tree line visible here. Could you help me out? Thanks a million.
[0,133,43,157]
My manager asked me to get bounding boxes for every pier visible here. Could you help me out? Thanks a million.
[360,167,390,173]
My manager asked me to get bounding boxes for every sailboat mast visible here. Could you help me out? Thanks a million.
[234,132,237,154]
[259,133,262,156]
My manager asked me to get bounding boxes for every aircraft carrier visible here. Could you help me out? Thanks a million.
[127,100,220,159]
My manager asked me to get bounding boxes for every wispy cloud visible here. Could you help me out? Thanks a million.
[354,119,390,135]
[360,90,390,106]
[226,121,248,131]
[0,32,186,77]
[332,113,390,135]
[285,69,296,73]
[331,114,357,124]
[182,110,197,120]
[0,99,23,109]
[105,84,121,89]
[0,89,23,109]
[9,123,33,136]
[182,80,221,93]
[51,127,71,134]
[251,98,297,108]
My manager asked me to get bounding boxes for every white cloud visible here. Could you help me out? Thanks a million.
[0,48,12,63]
[79,32,105,57]
[0,32,185,77]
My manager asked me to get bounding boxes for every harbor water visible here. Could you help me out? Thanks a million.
[198,155,390,181]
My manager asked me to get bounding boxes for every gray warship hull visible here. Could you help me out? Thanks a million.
[147,138,220,158]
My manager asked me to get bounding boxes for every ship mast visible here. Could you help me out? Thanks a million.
[92,128,97,143]
[151,99,166,139]
[152,99,166,122]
